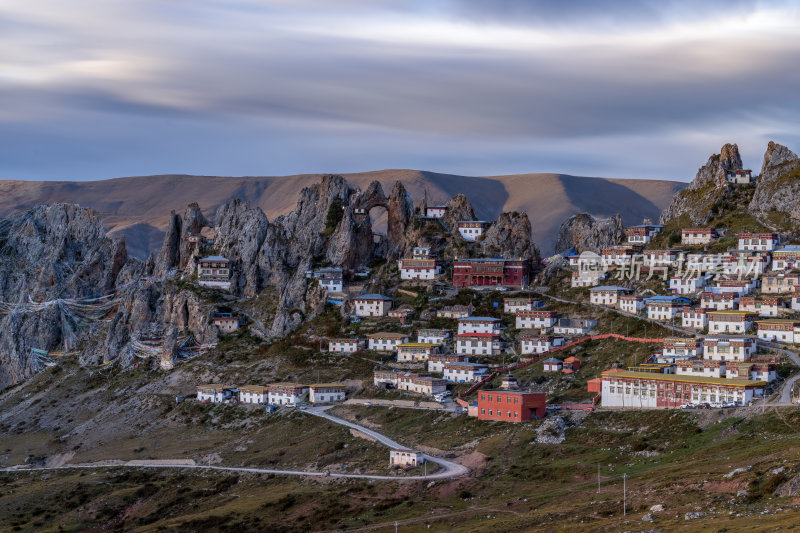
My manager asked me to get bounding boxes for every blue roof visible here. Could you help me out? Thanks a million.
[777,245,800,252]
[200,256,229,261]
[543,358,563,363]
[459,316,500,322]
[645,295,691,303]
[590,286,630,291]
[355,294,392,300]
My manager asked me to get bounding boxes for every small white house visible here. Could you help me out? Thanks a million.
[309,384,347,403]
[589,286,632,306]
[704,337,756,361]
[197,256,232,290]
[739,297,783,317]
[503,297,543,313]
[707,311,757,335]
[353,294,393,317]
[457,317,502,335]
[396,343,441,362]
[645,296,690,321]
[700,291,739,310]
[542,358,563,372]
[367,332,409,352]
[520,334,565,355]
[772,245,800,271]
[425,206,447,218]
[737,232,779,252]
[669,275,707,295]
[196,384,234,403]
[310,267,344,293]
[443,362,490,383]
[618,295,645,314]
[662,338,703,359]
[213,313,242,333]
[681,308,708,330]
[427,354,467,373]
[516,310,558,330]
[328,338,366,353]
[681,228,718,245]
[417,329,452,345]
[398,250,441,280]
[457,220,490,241]
[726,169,753,184]
[756,320,800,344]
[390,449,424,467]
[553,318,597,336]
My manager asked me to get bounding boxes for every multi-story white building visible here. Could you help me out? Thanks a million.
[700,291,739,310]
[427,354,467,373]
[309,384,347,403]
[213,313,242,333]
[662,337,703,360]
[669,276,707,295]
[739,297,782,317]
[589,286,632,306]
[707,311,757,335]
[367,332,409,351]
[645,296,691,321]
[601,246,638,266]
[396,342,441,362]
[703,337,756,361]
[457,220,490,241]
[455,333,502,356]
[519,334,565,355]
[727,169,754,184]
[676,359,726,378]
[762,274,800,294]
[309,267,344,293]
[625,224,663,244]
[457,317,502,335]
[503,297,543,313]
[553,318,597,336]
[443,362,490,383]
[681,307,709,330]
[353,294,393,317]
[793,289,800,312]
[398,247,441,280]
[516,310,558,330]
[618,295,645,314]
[738,232,779,252]
[772,245,800,271]
[197,256,232,290]
[685,253,724,273]
[328,338,366,353]
[756,320,800,344]
[642,250,680,268]
[681,228,719,245]
[267,383,309,406]
[713,278,758,296]
[417,329,452,345]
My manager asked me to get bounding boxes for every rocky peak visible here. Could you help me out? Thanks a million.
[481,211,539,260]
[749,141,800,221]
[688,142,742,190]
[759,141,799,182]
[441,194,477,232]
[554,213,624,254]
[214,199,270,296]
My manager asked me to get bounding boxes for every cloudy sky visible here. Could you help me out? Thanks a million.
[1,0,799,181]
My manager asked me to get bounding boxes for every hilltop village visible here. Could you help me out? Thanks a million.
[185,165,800,422]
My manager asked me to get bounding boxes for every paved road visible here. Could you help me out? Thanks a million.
[759,340,800,405]
[1,406,468,482]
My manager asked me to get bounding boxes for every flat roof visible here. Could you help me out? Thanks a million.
[590,286,631,291]
[602,370,765,387]
[397,342,440,348]
[481,389,544,395]
[459,316,500,321]
[200,256,229,262]
[355,293,392,300]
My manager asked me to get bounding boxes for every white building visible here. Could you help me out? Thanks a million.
[703,337,756,361]
[739,297,782,317]
[737,232,779,252]
[772,245,800,271]
[328,338,366,353]
[309,267,344,293]
[662,338,703,359]
[542,358,563,372]
[520,334,565,355]
[681,308,709,330]
[457,220,490,241]
[553,318,596,336]
[756,320,800,344]
[267,383,309,406]
[238,385,268,404]
[196,384,234,403]
[443,362,490,383]
[676,360,726,379]
[398,375,447,395]
[398,248,441,280]
[457,317,502,335]
[503,297,543,313]
[642,250,680,268]
[571,270,608,288]
[726,169,753,184]
[700,291,739,310]
[390,449,424,467]
[793,289,800,312]
[516,310,558,330]
[425,206,447,218]
[645,296,690,321]
[213,314,242,333]
[417,329,452,345]
[625,224,663,244]
[353,294,393,317]
[309,384,347,403]
[197,256,232,290]
[455,333,502,356]
[589,286,632,306]
[707,311,757,335]
[669,275,707,295]
[427,354,467,373]
[396,343,441,362]
[681,228,718,245]
[367,332,409,351]
[618,295,645,314]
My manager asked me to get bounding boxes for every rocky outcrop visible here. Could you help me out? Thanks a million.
[441,194,477,232]
[213,199,269,296]
[481,212,538,260]
[660,143,743,225]
[749,141,800,221]
[554,213,624,254]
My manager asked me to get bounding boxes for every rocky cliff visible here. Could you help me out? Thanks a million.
[749,142,800,221]
[481,212,539,260]
[554,213,624,254]
[660,143,743,225]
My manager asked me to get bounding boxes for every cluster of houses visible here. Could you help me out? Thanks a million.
[196,382,347,406]
[592,334,775,408]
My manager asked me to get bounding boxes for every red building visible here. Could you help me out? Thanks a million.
[477,390,546,422]
[452,258,531,289]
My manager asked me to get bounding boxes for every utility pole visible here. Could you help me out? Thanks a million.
[395,521,399,533]
[623,472,627,516]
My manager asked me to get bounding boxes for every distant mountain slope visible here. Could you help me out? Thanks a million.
[0,170,685,257]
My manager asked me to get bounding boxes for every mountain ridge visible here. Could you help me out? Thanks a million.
[0,170,685,257]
